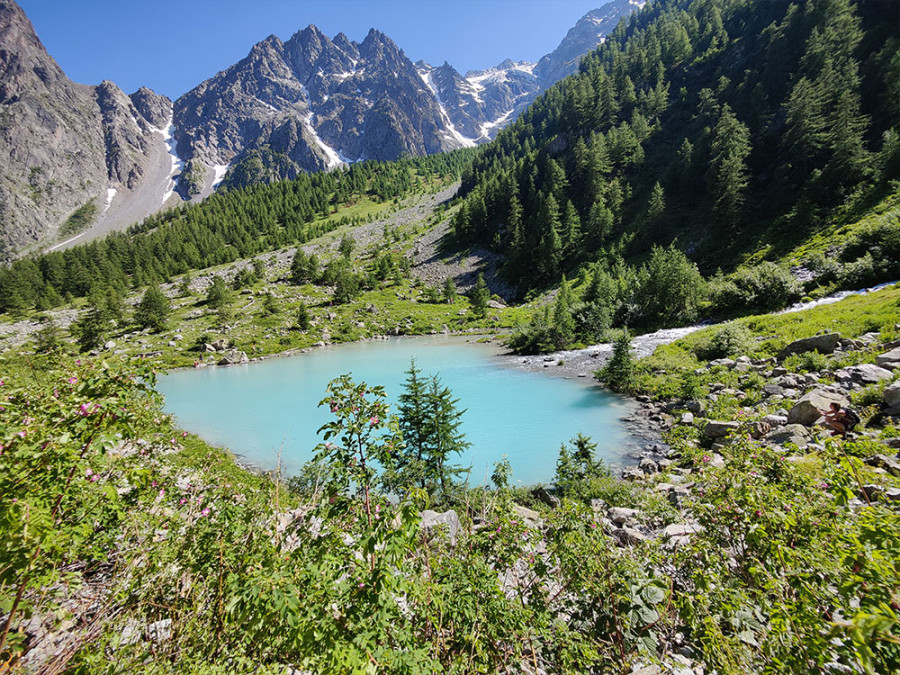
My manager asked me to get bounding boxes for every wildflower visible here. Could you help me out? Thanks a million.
[818,482,828,489]
[369,416,379,426]
[755,510,762,517]
[158,489,165,498]
[358,582,365,588]
[182,431,188,437]
[17,431,25,438]
[151,481,158,487]
[702,455,710,463]
[179,498,188,505]
[90,474,99,483]
[79,403,91,416]
[68,377,77,385]
[201,508,210,517]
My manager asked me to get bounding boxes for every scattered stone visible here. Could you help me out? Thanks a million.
[217,350,249,366]
[615,526,648,546]
[778,332,841,360]
[532,486,561,509]
[763,384,784,396]
[210,338,230,351]
[709,358,735,368]
[839,364,894,385]
[419,509,461,544]
[639,457,659,474]
[680,412,694,425]
[512,504,541,524]
[864,454,900,477]
[884,382,900,411]
[608,507,640,525]
[662,522,703,539]
[703,420,740,439]
[765,424,812,446]
[875,346,900,369]
[787,389,849,426]
[104,340,116,350]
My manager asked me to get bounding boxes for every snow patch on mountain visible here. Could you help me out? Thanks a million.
[305,113,345,170]
[153,116,184,206]
[417,67,478,148]
[104,188,117,212]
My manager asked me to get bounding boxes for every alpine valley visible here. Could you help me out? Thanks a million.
[2,0,900,673]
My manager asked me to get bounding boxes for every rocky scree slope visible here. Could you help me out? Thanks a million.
[0,0,173,256]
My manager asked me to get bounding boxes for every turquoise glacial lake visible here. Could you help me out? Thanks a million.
[158,336,639,485]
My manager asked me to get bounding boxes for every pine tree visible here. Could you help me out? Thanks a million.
[296,302,311,331]
[553,275,576,348]
[599,329,635,392]
[442,276,457,304]
[710,105,751,227]
[469,273,489,318]
[423,374,469,493]
[397,359,429,488]
[134,285,171,332]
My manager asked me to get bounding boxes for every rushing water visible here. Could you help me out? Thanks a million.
[158,336,640,485]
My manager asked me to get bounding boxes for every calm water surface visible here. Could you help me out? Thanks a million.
[158,336,638,485]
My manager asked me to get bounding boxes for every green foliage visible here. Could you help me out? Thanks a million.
[388,360,469,497]
[134,285,172,332]
[598,330,636,392]
[295,302,311,331]
[59,200,98,238]
[205,277,234,311]
[469,273,489,318]
[261,292,280,316]
[694,321,755,360]
[290,250,320,285]
[442,276,456,304]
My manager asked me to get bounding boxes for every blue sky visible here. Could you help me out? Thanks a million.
[18,0,605,100]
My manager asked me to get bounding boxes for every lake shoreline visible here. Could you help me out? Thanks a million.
[160,332,666,484]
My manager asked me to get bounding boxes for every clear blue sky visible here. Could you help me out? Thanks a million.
[17,0,605,100]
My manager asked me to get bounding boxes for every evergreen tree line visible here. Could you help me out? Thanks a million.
[450,0,900,292]
[0,149,476,315]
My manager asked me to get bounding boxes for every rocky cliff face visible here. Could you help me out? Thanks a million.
[534,0,644,87]
[173,25,458,184]
[0,0,172,256]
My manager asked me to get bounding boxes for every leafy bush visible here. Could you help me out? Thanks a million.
[709,262,802,314]
[693,321,755,360]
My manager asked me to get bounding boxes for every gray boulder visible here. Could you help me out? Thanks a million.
[787,389,849,426]
[614,526,647,546]
[217,350,249,366]
[420,509,461,544]
[864,454,900,477]
[876,347,900,369]
[703,420,740,439]
[608,507,640,525]
[841,364,894,385]
[765,424,811,447]
[778,333,841,360]
[885,382,900,412]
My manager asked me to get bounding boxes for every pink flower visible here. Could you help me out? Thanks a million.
[702,455,710,463]
[179,498,188,505]
[151,481,158,487]
[158,489,165,498]
[68,377,77,385]
[78,403,91,416]
[86,468,93,477]
[90,474,99,483]
[182,431,188,437]
[369,416,379,426]
[17,431,25,438]
[201,508,210,517]
[358,582,365,588]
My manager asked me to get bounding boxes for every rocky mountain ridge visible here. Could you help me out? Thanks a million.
[0,0,641,255]
[0,0,179,256]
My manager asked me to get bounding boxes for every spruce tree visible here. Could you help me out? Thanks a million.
[134,286,171,333]
[469,273,489,318]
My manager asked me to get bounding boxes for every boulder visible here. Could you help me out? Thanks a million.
[765,424,811,447]
[680,412,694,425]
[420,509,461,544]
[709,358,735,368]
[662,522,703,539]
[787,389,849,426]
[638,457,659,474]
[703,420,740,439]
[210,338,230,351]
[608,507,640,525]
[217,350,249,366]
[885,382,900,410]
[614,527,648,546]
[778,332,841,360]
[763,384,785,396]
[864,454,900,477]
[532,486,561,509]
[512,504,541,524]
[842,364,894,384]
[876,347,900,369]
